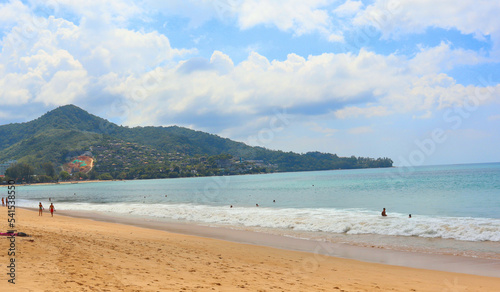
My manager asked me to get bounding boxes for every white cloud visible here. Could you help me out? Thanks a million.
[354,0,500,56]
[104,46,499,132]
[0,83,31,105]
[0,5,194,108]
[35,0,145,26]
[36,69,88,105]
[2,8,498,131]
[409,42,488,75]
[333,0,363,17]
[0,0,31,29]
[0,48,89,106]
[234,0,344,42]
[356,0,500,37]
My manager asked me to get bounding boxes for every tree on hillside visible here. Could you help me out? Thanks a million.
[59,170,71,181]
[41,162,56,177]
[72,172,88,180]
[88,169,97,180]
[99,173,113,180]
[5,163,34,182]
[36,175,53,183]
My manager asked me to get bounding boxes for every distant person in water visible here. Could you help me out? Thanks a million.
[39,202,44,216]
[1,197,4,206]
[409,214,412,218]
[230,205,233,208]
[256,204,259,207]
[49,203,55,217]
[381,208,387,216]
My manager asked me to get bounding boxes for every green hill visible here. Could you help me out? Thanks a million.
[0,105,393,181]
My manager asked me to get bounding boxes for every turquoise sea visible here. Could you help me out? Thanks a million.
[15,162,500,258]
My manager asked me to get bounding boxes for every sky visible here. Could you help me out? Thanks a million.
[0,0,499,166]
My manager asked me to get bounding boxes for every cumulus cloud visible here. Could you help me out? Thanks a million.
[103,46,499,134]
[33,0,144,26]
[409,42,489,74]
[0,0,31,30]
[1,1,498,132]
[0,1,194,113]
[354,0,500,56]
[236,0,343,41]
[333,0,363,17]
[0,3,498,125]
[141,0,344,42]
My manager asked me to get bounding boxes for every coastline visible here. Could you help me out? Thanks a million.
[0,179,105,187]
[2,208,498,291]
[50,208,500,278]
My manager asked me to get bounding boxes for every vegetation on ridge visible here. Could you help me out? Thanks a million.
[0,105,392,183]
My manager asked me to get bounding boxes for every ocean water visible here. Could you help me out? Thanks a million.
[13,163,500,258]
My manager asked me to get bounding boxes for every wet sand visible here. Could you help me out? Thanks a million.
[0,208,499,291]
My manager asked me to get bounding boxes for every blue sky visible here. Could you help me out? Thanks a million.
[1,0,499,166]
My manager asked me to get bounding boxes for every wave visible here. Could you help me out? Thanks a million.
[19,200,500,242]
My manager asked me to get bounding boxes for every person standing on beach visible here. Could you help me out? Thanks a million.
[39,202,44,216]
[381,208,387,216]
[49,203,55,217]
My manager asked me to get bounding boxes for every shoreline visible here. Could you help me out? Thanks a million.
[2,208,499,291]
[0,179,105,187]
[34,208,500,278]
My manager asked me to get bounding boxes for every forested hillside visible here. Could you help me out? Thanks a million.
[0,105,392,182]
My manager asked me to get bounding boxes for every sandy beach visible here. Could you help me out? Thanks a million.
[1,208,499,291]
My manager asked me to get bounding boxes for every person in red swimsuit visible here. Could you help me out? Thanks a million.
[49,203,55,217]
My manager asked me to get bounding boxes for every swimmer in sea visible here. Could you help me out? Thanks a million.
[381,208,387,217]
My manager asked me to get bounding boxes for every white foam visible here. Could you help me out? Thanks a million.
[31,201,500,242]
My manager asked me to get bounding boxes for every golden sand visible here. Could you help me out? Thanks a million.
[0,208,499,291]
